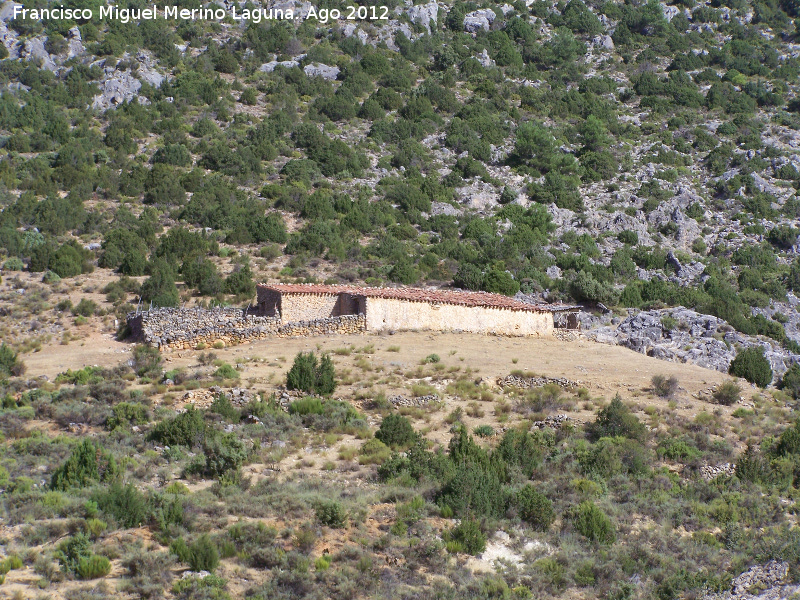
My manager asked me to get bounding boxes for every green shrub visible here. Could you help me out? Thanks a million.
[202,432,248,477]
[375,414,417,450]
[316,501,348,528]
[735,446,774,485]
[55,534,92,575]
[657,438,700,462]
[515,485,554,530]
[3,257,23,270]
[95,482,149,528]
[780,364,800,399]
[76,555,111,580]
[288,396,325,416]
[587,395,647,442]
[474,424,495,438]
[0,343,25,377]
[188,534,220,572]
[286,351,336,395]
[213,363,239,379]
[148,406,206,447]
[210,394,239,421]
[132,345,162,378]
[570,501,615,544]
[106,402,149,430]
[358,438,391,465]
[73,298,98,317]
[774,420,800,457]
[651,374,679,398]
[50,440,119,491]
[42,270,61,284]
[729,347,773,388]
[446,518,486,555]
[712,380,742,406]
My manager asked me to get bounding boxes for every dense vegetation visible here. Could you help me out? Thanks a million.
[0,0,798,362]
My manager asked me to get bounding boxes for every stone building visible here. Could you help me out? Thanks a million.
[257,283,576,337]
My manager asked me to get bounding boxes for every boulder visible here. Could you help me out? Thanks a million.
[21,37,57,71]
[463,8,496,32]
[92,70,143,110]
[476,48,495,67]
[260,59,301,72]
[67,26,84,58]
[303,62,340,80]
[592,35,614,50]
[660,2,679,21]
[408,0,438,32]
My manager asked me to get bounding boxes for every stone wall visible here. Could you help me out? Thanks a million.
[275,314,365,338]
[128,308,365,350]
[281,293,341,322]
[363,297,554,337]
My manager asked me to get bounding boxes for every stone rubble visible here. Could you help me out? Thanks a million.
[699,463,736,481]
[498,374,582,391]
[388,394,438,407]
[531,414,581,430]
[703,561,799,600]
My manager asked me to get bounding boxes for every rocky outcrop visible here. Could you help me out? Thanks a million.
[303,62,340,80]
[476,48,496,68]
[589,307,800,376]
[592,35,614,50]
[260,58,303,72]
[463,8,496,32]
[408,0,438,32]
[703,561,799,600]
[92,70,144,110]
[21,37,56,71]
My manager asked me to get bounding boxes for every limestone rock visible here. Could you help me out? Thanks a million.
[430,201,462,216]
[463,8,496,32]
[267,0,312,18]
[660,2,680,21]
[67,26,84,58]
[21,37,56,71]
[408,0,438,32]
[588,307,800,376]
[341,23,370,45]
[92,70,143,110]
[303,62,340,80]
[260,59,301,72]
[592,34,614,50]
[476,48,495,67]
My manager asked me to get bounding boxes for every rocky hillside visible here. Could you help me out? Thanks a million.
[1,0,800,389]
[1,2,800,598]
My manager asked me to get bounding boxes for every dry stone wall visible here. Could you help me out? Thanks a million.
[281,293,341,322]
[127,308,365,350]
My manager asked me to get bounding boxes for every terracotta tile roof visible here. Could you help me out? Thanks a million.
[257,283,577,313]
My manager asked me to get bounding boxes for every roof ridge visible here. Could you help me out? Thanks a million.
[257,283,578,313]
